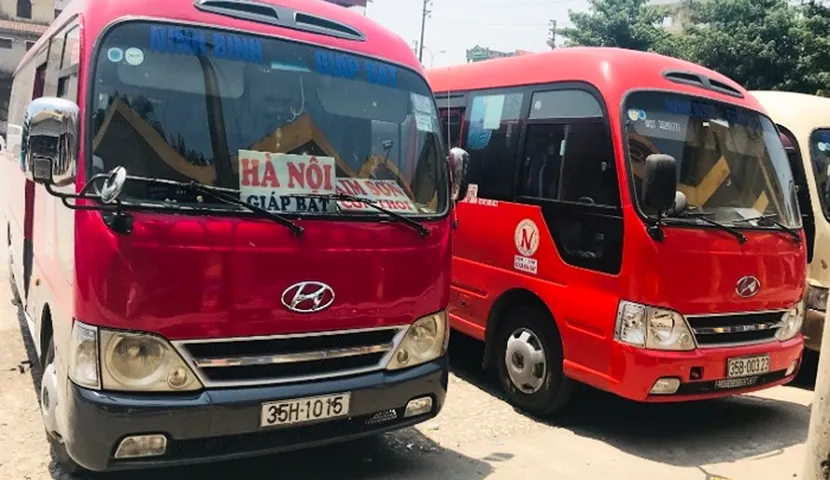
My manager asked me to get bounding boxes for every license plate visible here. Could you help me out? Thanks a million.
[260,392,351,428]
[726,354,770,379]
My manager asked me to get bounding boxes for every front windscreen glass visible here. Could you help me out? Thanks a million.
[90,22,447,217]
[625,91,801,228]
[809,129,830,220]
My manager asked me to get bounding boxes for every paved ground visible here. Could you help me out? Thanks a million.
[0,254,820,479]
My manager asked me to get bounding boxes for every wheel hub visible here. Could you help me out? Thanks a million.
[504,328,546,394]
[41,362,59,435]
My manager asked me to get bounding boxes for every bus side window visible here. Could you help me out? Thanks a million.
[463,91,524,199]
[518,87,623,274]
[781,125,815,263]
[56,25,79,103]
[439,108,463,148]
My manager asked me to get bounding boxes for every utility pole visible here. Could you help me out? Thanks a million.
[546,20,557,49]
[418,0,432,64]
[802,311,830,480]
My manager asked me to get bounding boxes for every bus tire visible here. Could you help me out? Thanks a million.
[495,305,574,417]
[41,337,85,475]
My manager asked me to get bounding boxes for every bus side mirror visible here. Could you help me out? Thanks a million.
[642,153,678,212]
[22,97,79,187]
[448,147,470,201]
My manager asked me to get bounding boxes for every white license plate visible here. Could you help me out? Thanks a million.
[726,354,770,379]
[260,392,351,428]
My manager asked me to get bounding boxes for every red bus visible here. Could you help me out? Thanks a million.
[429,48,806,416]
[4,0,452,472]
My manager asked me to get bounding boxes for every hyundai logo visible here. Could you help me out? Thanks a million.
[735,275,761,298]
[281,281,335,313]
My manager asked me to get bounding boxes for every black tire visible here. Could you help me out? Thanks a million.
[495,304,574,417]
[41,337,86,475]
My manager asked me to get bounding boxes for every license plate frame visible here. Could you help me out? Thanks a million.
[260,392,351,428]
[726,354,770,379]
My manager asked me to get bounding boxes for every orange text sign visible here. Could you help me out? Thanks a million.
[336,179,419,213]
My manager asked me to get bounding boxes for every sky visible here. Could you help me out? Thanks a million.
[360,0,594,67]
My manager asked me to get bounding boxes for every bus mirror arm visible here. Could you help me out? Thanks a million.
[642,154,679,242]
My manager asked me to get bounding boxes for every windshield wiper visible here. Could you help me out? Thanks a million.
[124,176,304,237]
[299,192,429,237]
[674,210,748,244]
[733,214,800,243]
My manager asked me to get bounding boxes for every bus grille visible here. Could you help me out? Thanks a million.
[686,311,785,347]
[173,326,406,387]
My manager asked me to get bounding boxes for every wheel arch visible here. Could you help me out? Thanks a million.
[482,288,558,370]
[39,302,53,367]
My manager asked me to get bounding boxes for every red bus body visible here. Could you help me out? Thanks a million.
[428,48,805,414]
[4,0,450,472]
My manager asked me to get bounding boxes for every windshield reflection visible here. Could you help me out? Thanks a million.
[625,92,801,229]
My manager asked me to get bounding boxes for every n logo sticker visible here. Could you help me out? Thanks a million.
[514,219,540,257]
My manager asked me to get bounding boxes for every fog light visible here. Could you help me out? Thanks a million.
[650,377,681,395]
[113,434,167,459]
[404,396,433,418]
[786,360,798,376]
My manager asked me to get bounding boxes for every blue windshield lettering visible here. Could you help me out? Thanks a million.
[315,50,397,88]
[149,26,263,63]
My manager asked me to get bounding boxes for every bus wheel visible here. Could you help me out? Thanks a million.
[41,337,85,475]
[495,305,574,417]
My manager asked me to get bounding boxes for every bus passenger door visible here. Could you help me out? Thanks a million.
[19,64,46,306]
[514,87,625,375]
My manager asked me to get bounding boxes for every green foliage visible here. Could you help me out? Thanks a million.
[560,0,682,56]
[560,0,830,97]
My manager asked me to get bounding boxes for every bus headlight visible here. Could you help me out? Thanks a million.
[100,330,202,392]
[615,300,696,351]
[386,311,449,370]
[805,285,828,312]
[776,300,804,341]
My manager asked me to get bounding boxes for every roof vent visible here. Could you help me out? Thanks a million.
[194,0,365,41]
[295,12,363,39]
[195,0,279,21]
[663,70,744,99]
[708,78,743,98]
[664,71,705,87]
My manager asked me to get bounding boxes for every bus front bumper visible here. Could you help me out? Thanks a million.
[605,337,803,402]
[60,357,448,472]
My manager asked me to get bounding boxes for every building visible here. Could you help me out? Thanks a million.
[0,0,66,134]
[465,45,532,63]
[650,0,693,34]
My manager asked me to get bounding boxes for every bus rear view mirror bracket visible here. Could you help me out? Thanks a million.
[22,96,133,230]
[642,153,678,242]
[448,147,470,202]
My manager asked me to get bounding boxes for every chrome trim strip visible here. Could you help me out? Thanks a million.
[696,338,779,349]
[692,322,783,335]
[685,309,787,318]
[172,325,409,388]
[172,325,404,344]
[194,342,395,368]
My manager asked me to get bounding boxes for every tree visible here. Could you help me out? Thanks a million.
[794,1,830,96]
[560,0,683,56]
[682,0,808,92]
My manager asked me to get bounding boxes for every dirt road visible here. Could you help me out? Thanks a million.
[0,253,817,479]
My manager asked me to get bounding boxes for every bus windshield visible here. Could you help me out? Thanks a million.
[90,21,447,217]
[809,129,830,220]
[625,91,800,228]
